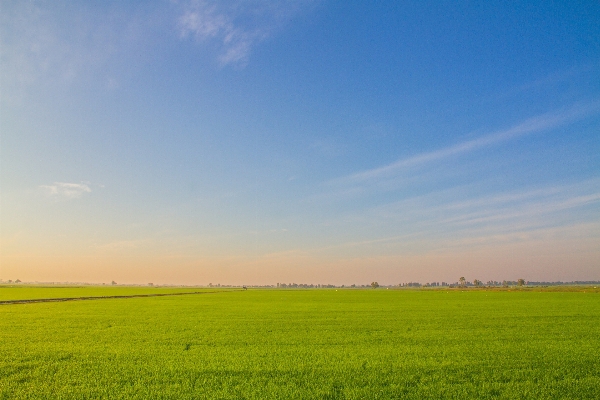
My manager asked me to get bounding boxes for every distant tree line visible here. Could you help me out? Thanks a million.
[3,279,598,288]
[268,280,600,289]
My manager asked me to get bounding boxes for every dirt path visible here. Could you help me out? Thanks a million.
[0,290,234,305]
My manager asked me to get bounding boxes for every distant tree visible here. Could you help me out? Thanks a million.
[15,279,21,283]
[502,280,509,288]
[517,278,525,287]
[371,281,379,289]
[473,279,482,287]
[459,277,466,288]
[111,281,117,285]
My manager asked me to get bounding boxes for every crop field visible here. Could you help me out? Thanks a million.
[1,286,599,399]
[0,285,217,302]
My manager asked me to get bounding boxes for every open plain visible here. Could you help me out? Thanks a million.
[1,286,599,399]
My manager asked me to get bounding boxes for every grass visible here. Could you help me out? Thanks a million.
[0,285,217,301]
[1,287,599,399]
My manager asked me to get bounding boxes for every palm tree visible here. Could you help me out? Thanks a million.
[459,277,466,288]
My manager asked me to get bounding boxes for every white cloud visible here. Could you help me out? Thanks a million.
[178,0,313,66]
[40,182,92,199]
[343,102,600,183]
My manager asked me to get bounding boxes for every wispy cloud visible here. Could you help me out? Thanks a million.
[301,178,600,257]
[343,102,600,183]
[178,0,313,66]
[40,182,92,199]
[437,193,600,228]
[0,1,150,100]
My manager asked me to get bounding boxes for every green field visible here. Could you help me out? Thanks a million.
[1,287,599,399]
[0,285,217,302]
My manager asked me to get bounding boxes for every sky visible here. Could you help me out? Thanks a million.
[1,0,599,285]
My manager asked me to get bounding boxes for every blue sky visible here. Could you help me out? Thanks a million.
[1,0,599,285]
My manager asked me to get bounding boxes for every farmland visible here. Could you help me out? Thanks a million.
[0,285,215,302]
[1,286,599,399]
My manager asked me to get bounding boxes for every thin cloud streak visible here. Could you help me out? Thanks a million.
[303,180,600,255]
[345,102,600,182]
[40,182,91,199]
[439,193,600,227]
[315,218,600,256]
[428,222,600,252]
[371,183,600,231]
[372,178,600,220]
